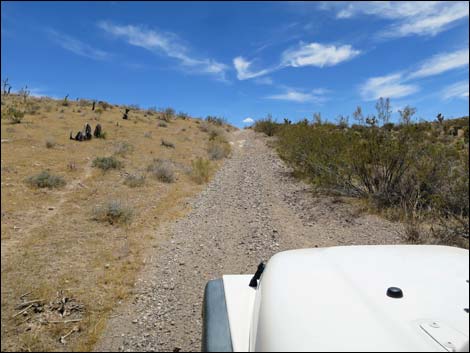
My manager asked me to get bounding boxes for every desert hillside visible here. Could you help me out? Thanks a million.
[1,93,232,351]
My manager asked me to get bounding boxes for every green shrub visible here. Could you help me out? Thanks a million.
[191,158,211,184]
[147,159,175,183]
[92,156,123,171]
[26,171,66,189]
[158,121,168,128]
[124,173,145,187]
[92,200,134,225]
[253,116,278,136]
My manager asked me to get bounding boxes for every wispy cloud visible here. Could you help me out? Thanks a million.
[254,77,274,85]
[323,1,469,38]
[360,73,419,101]
[408,49,469,79]
[234,41,360,80]
[266,87,329,103]
[48,29,111,61]
[360,48,469,101]
[233,57,273,80]
[281,42,360,68]
[442,80,469,100]
[98,21,228,80]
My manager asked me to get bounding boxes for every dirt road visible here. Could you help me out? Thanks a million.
[95,129,403,352]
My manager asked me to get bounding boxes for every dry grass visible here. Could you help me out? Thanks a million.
[190,158,211,184]
[1,93,229,352]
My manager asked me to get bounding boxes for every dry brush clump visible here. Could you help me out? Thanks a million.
[124,173,145,187]
[26,171,66,189]
[92,200,134,225]
[190,157,211,184]
[207,136,231,160]
[147,159,175,183]
[256,101,469,247]
[92,156,123,171]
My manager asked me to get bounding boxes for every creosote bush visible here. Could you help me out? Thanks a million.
[92,156,123,171]
[253,115,277,136]
[256,100,469,247]
[26,171,66,189]
[92,200,134,225]
[147,159,175,183]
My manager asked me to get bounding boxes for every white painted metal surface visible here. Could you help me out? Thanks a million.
[243,245,469,352]
[223,275,256,352]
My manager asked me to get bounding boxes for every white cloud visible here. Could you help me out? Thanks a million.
[48,29,110,61]
[99,21,228,79]
[243,117,255,124]
[442,80,469,100]
[233,42,360,81]
[281,42,361,68]
[266,88,329,103]
[233,57,273,80]
[360,73,419,101]
[408,49,469,79]
[324,1,469,38]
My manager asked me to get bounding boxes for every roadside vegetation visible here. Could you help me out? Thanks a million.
[254,99,469,248]
[1,86,234,352]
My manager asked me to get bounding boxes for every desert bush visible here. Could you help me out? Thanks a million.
[177,112,189,120]
[207,137,231,160]
[67,161,77,171]
[144,131,152,138]
[161,139,175,148]
[273,102,469,245]
[191,158,211,184]
[158,121,168,128]
[78,99,91,107]
[92,156,123,171]
[160,108,175,122]
[147,159,175,183]
[92,200,134,225]
[124,173,145,187]
[26,171,66,189]
[113,142,133,156]
[253,116,278,136]
[205,115,227,126]
[5,107,24,124]
[45,139,56,148]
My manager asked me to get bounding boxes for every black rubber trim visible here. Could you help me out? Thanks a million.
[202,279,233,352]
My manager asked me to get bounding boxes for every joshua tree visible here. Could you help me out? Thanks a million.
[2,78,11,95]
[18,85,30,103]
[122,108,130,120]
[437,113,444,124]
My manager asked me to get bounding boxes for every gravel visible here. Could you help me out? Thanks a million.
[95,129,404,352]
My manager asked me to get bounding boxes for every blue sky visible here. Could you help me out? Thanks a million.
[2,1,469,126]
